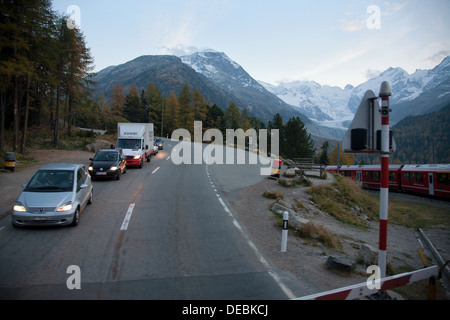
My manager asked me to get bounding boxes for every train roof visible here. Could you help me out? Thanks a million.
[401,164,450,172]
[339,165,403,170]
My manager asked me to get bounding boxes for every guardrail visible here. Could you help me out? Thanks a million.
[291,158,326,176]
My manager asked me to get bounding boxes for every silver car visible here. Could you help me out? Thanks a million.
[12,163,93,227]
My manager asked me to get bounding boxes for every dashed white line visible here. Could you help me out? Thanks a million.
[120,203,135,231]
[152,167,160,174]
[205,164,295,299]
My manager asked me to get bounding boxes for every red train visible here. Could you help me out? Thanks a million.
[326,164,450,199]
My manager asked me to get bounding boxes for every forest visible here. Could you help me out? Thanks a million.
[0,0,316,161]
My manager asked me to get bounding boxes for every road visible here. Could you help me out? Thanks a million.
[0,139,298,300]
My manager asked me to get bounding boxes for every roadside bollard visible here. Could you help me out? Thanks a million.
[4,152,16,172]
[281,211,289,252]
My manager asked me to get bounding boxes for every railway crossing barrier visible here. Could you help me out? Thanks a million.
[295,265,441,300]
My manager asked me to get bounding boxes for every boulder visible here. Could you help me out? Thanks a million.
[85,139,113,152]
[284,168,296,177]
[358,244,378,266]
[326,256,356,273]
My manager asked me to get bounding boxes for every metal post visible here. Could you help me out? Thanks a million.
[378,81,391,281]
[281,211,289,252]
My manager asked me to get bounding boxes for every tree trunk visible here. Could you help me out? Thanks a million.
[54,57,63,148]
[13,75,19,152]
[21,74,30,153]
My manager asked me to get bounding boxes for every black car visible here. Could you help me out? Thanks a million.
[155,138,163,150]
[88,149,127,180]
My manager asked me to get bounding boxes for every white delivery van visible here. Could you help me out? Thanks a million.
[116,123,154,168]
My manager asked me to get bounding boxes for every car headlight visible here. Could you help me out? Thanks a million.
[110,166,118,171]
[13,202,26,212]
[88,166,93,171]
[57,202,73,212]
[133,155,141,160]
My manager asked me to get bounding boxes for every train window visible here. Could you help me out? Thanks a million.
[416,173,423,183]
[365,171,371,180]
[344,171,352,177]
[389,172,396,181]
[403,172,410,182]
[372,171,380,182]
[437,173,449,185]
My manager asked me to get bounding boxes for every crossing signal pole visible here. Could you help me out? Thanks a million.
[378,81,392,281]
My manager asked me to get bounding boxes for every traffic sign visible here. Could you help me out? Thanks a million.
[342,90,395,154]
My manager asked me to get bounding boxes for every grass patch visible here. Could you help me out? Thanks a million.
[263,191,284,201]
[296,222,343,251]
[306,175,378,228]
[306,174,449,230]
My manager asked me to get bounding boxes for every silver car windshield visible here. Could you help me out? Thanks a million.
[24,170,74,192]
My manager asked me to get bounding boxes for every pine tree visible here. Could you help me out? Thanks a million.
[282,116,314,159]
[124,84,142,122]
[176,83,194,133]
[224,102,241,129]
[205,104,224,133]
[192,88,207,123]
[109,82,125,116]
[146,81,163,134]
[164,91,179,137]
[318,141,329,165]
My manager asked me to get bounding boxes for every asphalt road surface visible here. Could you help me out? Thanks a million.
[0,139,301,300]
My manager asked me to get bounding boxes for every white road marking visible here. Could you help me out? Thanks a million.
[120,203,135,231]
[207,163,295,299]
[0,226,5,232]
[152,167,160,174]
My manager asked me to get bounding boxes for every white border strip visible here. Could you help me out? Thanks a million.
[120,203,135,231]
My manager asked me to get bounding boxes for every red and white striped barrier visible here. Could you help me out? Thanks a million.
[295,265,439,300]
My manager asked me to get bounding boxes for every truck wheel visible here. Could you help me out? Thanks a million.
[147,155,151,162]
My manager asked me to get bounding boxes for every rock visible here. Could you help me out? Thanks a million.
[358,244,378,266]
[284,168,296,177]
[85,139,113,152]
[326,256,356,273]
[284,159,294,166]
[271,202,291,215]
[277,200,293,210]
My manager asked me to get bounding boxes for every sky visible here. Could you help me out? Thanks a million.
[52,0,450,88]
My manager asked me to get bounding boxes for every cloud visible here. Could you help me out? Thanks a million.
[364,69,382,80]
[425,50,450,64]
[339,18,366,32]
[160,44,202,56]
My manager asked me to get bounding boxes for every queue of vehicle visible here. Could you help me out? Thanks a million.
[11,123,164,228]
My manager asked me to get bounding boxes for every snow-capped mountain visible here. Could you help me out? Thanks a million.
[181,49,266,93]
[263,56,450,131]
[260,80,354,130]
[180,50,349,140]
[347,56,450,124]
[180,50,311,125]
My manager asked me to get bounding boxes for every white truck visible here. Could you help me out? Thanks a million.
[116,123,154,168]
